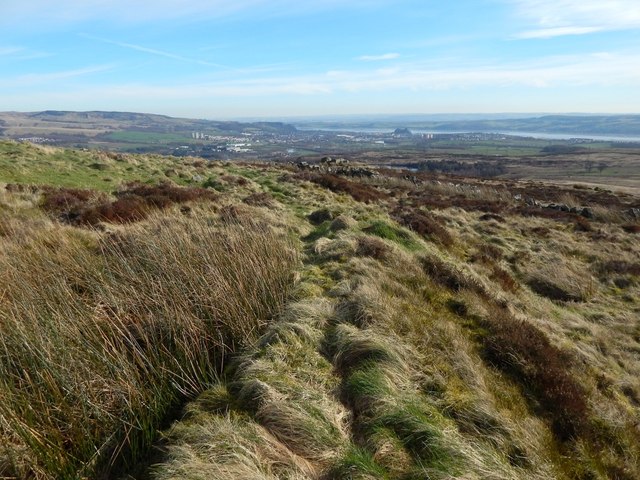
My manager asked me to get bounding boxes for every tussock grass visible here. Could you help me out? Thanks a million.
[327,446,389,479]
[325,324,404,376]
[0,208,297,479]
[313,236,357,262]
[355,235,390,260]
[307,207,335,225]
[228,326,349,464]
[525,260,595,302]
[156,296,351,476]
[420,252,487,295]
[152,412,315,480]
[362,220,421,251]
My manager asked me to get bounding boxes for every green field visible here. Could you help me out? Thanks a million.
[104,131,194,145]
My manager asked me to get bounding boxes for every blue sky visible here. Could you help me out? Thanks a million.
[1,0,640,118]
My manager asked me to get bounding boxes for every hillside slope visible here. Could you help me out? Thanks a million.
[0,141,639,479]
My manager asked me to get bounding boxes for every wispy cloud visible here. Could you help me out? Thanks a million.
[0,47,24,56]
[0,65,114,88]
[511,0,640,38]
[357,53,400,61]
[4,51,639,115]
[15,51,638,98]
[80,34,235,69]
[517,26,603,39]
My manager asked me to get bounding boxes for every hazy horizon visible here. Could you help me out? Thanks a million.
[2,1,640,117]
[7,110,640,124]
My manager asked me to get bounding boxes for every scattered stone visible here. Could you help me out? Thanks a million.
[307,208,334,225]
[335,166,378,178]
[580,207,594,219]
[479,213,506,222]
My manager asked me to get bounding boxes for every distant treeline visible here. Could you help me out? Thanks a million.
[400,160,507,177]
[417,160,507,177]
[540,145,586,154]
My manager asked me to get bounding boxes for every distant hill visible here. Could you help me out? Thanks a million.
[295,114,640,136]
[0,110,297,144]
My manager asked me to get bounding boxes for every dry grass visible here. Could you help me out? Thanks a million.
[3,151,640,480]
[0,207,298,479]
[154,297,350,478]
[152,412,315,480]
[525,260,595,302]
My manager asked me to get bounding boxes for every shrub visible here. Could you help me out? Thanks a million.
[490,265,520,293]
[420,254,483,294]
[96,195,150,223]
[120,182,216,204]
[517,206,577,222]
[303,173,387,203]
[479,213,505,222]
[410,194,506,213]
[219,204,252,223]
[596,260,640,276]
[480,309,588,440]
[220,174,249,186]
[307,208,334,225]
[470,243,503,263]
[530,226,551,237]
[574,216,593,232]
[40,187,96,213]
[40,183,218,226]
[393,209,454,247]
[242,192,276,208]
[621,224,640,234]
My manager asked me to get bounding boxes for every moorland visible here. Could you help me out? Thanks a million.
[0,121,639,480]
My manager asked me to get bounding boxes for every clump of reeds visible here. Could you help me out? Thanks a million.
[0,208,297,479]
